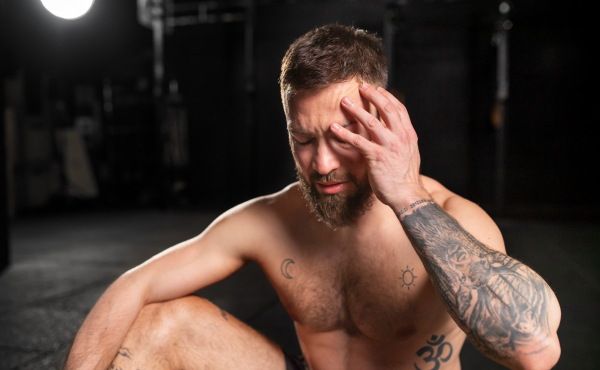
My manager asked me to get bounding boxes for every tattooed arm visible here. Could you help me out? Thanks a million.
[398,194,561,370]
[331,82,561,369]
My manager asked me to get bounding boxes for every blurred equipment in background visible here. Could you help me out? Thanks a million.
[163,80,190,204]
[56,128,98,199]
[101,75,158,206]
[138,0,256,204]
[4,72,62,212]
[1,0,9,272]
[491,1,511,214]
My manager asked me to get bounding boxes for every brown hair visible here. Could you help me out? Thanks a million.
[280,24,387,114]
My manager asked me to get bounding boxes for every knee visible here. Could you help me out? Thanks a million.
[136,296,219,342]
[149,295,218,322]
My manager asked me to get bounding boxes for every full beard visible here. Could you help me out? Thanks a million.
[296,166,374,229]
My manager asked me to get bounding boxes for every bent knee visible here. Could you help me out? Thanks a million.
[146,295,220,322]
[116,297,220,368]
[137,296,223,337]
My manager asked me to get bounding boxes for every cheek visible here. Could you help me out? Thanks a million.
[329,142,365,169]
[332,127,370,163]
[293,146,313,170]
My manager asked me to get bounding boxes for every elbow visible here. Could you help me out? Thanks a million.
[516,336,561,370]
[112,269,151,304]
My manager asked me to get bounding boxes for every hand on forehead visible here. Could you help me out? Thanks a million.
[288,79,378,133]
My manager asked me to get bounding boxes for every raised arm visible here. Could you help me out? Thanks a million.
[399,194,561,369]
[330,82,561,370]
[64,201,265,370]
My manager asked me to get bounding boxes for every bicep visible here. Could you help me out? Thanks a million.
[442,194,562,334]
[128,211,255,304]
[441,195,506,254]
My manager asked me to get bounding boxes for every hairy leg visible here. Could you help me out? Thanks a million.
[109,296,285,370]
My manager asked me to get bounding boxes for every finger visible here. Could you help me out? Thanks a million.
[374,86,403,110]
[340,97,390,146]
[330,122,376,157]
[375,87,418,139]
[358,83,402,133]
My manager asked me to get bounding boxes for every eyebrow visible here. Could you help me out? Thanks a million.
[289,121,356,135]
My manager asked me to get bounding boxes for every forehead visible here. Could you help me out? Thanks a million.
[287,80,367,133]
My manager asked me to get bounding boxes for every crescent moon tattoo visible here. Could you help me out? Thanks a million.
[281,258,295,279]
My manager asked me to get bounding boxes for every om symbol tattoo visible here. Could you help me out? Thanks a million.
[414,335,453,370]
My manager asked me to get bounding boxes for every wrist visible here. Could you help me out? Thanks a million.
[390,188,433,217]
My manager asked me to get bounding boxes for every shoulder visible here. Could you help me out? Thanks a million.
[203,183,307,257]
[219,182,305,223]
[421,176,506,253]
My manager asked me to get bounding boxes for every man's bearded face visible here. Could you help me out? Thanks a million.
[296,166,373,229]
[287,80,378,228]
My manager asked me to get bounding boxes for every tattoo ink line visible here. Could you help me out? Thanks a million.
[400,265,417,290]
[108,347,134,370]
[116,347,132,360]
[414,334,453,370]
[397,207,409,218]
[281,258,295,279]
[220,308,228,321]
[409,199,435,209]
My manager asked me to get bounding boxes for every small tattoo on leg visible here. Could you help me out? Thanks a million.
[116,347,133,360]
[220,308,228,321]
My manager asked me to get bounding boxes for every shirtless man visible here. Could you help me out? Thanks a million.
[65,25,561,370]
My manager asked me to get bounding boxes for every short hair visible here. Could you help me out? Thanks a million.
[280,24,387,114]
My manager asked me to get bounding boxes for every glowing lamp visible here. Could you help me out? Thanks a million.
[41,0,94,20]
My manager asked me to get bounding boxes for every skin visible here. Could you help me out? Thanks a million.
[65,80,561,370]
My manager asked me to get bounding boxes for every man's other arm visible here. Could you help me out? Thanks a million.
[399,194,561,370]
[64,201,266,370]
[330,83,561,370]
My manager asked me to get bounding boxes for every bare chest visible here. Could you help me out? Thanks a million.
[266,235,447,341]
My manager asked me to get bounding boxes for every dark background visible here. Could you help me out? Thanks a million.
[1,0,596,217]
[0,0,598,369]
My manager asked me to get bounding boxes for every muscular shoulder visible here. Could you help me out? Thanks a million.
[422,176,505,253]
[226,182,305,223]
[207,183,307,260]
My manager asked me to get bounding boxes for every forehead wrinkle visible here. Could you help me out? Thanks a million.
[287,79,368,134]
[288,121,355,135]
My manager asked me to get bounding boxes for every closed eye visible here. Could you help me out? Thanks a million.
[293,137,314,146]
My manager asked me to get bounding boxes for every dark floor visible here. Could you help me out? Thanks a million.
[0,211,598,369]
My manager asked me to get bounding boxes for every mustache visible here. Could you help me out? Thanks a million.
[307,171,350,184]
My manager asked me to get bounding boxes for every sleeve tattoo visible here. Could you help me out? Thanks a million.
[399,203,552,361]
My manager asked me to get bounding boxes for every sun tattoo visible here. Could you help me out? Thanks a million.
[400,265,417,290]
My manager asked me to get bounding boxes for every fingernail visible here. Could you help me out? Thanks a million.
[331,123,340,130]
[377,87,384,92]
[341,97,353,105]
[361,82,371,89]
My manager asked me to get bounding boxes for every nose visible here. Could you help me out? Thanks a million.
[312,141,340,175]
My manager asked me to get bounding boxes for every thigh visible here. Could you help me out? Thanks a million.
[110,296,286,370]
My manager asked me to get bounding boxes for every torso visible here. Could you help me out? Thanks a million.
[252,177,467,370]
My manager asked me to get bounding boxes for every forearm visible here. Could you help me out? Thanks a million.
[65,273,147,370]
[396,200,558,369]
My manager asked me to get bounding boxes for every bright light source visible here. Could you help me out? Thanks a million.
[41,0,94,20]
